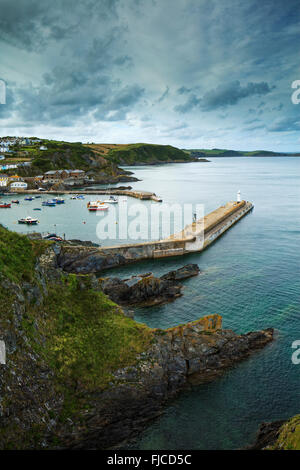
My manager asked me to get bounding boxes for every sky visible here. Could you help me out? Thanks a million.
[0,0,299,150]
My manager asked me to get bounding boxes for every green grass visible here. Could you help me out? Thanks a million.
[106,143,193,165]
[0,225,153,430]
[0,225,153,391]
[0,225,46,282]
[270,415,300,450]
[20,273,154,427]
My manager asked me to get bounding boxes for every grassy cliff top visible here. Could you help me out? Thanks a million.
[0,225,153,392]
[86,143,194,165]
[269,415,300,450]
[1,140,119,177]
[0,224,46,282]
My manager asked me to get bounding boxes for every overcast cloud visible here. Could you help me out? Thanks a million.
[0,0,299,150]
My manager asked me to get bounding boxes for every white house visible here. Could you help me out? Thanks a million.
[10,181,28,190]
[0,177,8,187]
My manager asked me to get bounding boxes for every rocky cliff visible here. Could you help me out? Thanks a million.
[250,415,300,450]
[0,231,274,449]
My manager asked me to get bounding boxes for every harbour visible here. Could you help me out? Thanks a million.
[0,157,299,450]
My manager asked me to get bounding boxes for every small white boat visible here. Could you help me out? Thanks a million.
[103,195,118,204]
[87,201,109,212]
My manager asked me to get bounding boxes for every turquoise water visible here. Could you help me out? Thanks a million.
[1,157,299,449]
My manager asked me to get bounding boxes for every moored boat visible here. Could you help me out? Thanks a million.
[18,216,39,225]
[87,200,109,211]
[24,196,34,201]
[42,200,56,207]
[103,195,118,204]
[0,202,11,208]
[11,200,19,204]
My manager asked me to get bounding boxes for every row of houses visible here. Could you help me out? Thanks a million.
[0,137,44,153]
[41,169,86,183]
[0,168,87,190]
[0,175,28,189]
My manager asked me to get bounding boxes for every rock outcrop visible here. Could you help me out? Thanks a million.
[100,264,200,306]
[60,318,274,449]
[249,415,300,450]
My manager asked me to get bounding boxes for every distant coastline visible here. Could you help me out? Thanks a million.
[184,148,300,158]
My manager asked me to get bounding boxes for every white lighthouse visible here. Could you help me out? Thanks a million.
[237,190,241,202]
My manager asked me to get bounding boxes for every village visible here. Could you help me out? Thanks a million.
[0,168,87,191]
[0,137,89,191]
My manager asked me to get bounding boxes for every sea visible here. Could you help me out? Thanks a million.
[1,156,299,449]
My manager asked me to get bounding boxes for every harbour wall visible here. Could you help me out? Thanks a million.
[57,200,253,273]
[8,188,163,202]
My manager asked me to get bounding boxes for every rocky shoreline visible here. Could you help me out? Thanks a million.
[0,238,275,449]
[100,264,200,307]
[248,415,300,450]
[60,321,274,449]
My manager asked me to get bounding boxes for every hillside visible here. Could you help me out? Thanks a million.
[0,225,274,449]
[269,415,300,450]
[186,148,300,158]
[0,224,153,448]
[0,139,136,183]
[251,415,300,450]
[86,143,196,165]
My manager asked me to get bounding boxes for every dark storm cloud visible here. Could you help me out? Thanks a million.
[0,0,299,149]
[0,0,145,125]
[175,81,274,113]
[0,0,120,51]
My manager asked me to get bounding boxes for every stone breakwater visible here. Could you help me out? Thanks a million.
[57,200,253,274]
[61,317,273,449]
[10,188,163,202]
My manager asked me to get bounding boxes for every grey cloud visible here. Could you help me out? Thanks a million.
[0,0,120,51]
[268,117,300,132]
[175,81,274,113]
[0,0,299,150]
[174,94,201,113]
[201,81,273,111]
[157,86,170,103]
[177,86,192,95]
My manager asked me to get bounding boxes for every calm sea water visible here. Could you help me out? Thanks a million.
[1,157,299,449]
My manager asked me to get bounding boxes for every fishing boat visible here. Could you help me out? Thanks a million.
[24,196,34,201]
[87,201,109,212]
[18,216,39,225]
[54,198,65,204]
[103,195,118,204]
[77,195,85,200]
[0,202,11,208]
[11,200,19,204]
[42,200,56,207]
[33,208,42,211]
